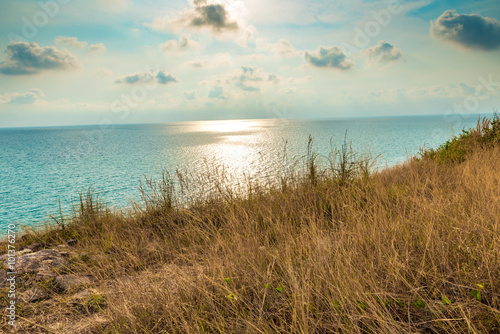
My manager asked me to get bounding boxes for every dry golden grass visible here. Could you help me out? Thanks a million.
[2,119,500,333]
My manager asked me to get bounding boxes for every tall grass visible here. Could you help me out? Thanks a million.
[2,117,500,333]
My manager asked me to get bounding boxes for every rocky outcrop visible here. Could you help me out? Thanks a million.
[0,246,94,301]
[1,249,68,277]
[19,288,49,303]
[55,274,94,291]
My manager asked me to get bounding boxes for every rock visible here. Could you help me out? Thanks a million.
[19,241,48,252]
[55,274,93,291]
[0,269,8,286]
[71,288,97,301]
[66,239,78,246]
[0,249,68,276]
[28,242,48,252]
[0,249,31,263]
[19,288,49,303]
[18,248,33,256]
[36,270,58,280]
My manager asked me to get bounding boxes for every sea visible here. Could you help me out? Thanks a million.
[0,114,490,235]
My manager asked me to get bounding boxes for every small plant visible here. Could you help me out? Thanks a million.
[441,295,452,305]
[86,293,107,312]
[356,301,367,310]
[471,290,482,302]
[139,171,176,214]
[412,299,426,309]
[306,135,318,185]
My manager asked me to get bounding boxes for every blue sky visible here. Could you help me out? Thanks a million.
[0,0,499,127]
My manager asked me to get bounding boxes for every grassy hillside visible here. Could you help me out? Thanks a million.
[2,115,500,333]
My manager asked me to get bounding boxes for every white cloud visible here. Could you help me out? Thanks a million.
[431,10,500,51]
[0,89,45,104]
[256,39,298,57]
[97,67,112,77]
[184,91,196,100]
[0,42,80,75]
[114,69,179,85]
[362,41,402,66]
[160,34,201,53]
[184,52,233,68]
[148,0,256,45]
[203,66,280,94]
[304,46,353,70]
[54,36,88,49]
[208,85,225,99]
[89,43,107,53]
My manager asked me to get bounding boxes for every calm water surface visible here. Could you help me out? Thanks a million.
[0,115,488,234]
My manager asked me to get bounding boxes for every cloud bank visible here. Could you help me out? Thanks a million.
[431,10,500,51]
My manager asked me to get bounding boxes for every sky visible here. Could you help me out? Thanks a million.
[0,0,499,127]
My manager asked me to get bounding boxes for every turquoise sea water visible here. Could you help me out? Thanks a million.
[0,114,489,234]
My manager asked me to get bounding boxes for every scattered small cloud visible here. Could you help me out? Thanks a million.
[54,36,88,49]
[0,42,80,75]
[208,85,225,99]
[54,37,106,53]
[278,87,297,95]
[160,34,201,53]
[184,91,196,100]
[203,66,280,95]
[431,10,500,51]
[114,72,150,84]
[362,41,402,66]
[186,60,211,68]
[0,89,45,104]
[89,43,106,53]
[114,69,179,85]
[97,67,112,77]
[257,39,298,57]
[304,46,353,70]
[231,66,279,92]
[184,52,232,69]
[156,70,179,84]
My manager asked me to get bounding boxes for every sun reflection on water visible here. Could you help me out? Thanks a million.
[175,119,279,198]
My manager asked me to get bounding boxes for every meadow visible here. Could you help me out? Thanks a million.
[1,115,500,333]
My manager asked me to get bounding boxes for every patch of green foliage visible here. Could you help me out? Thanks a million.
[422,113,500,163]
